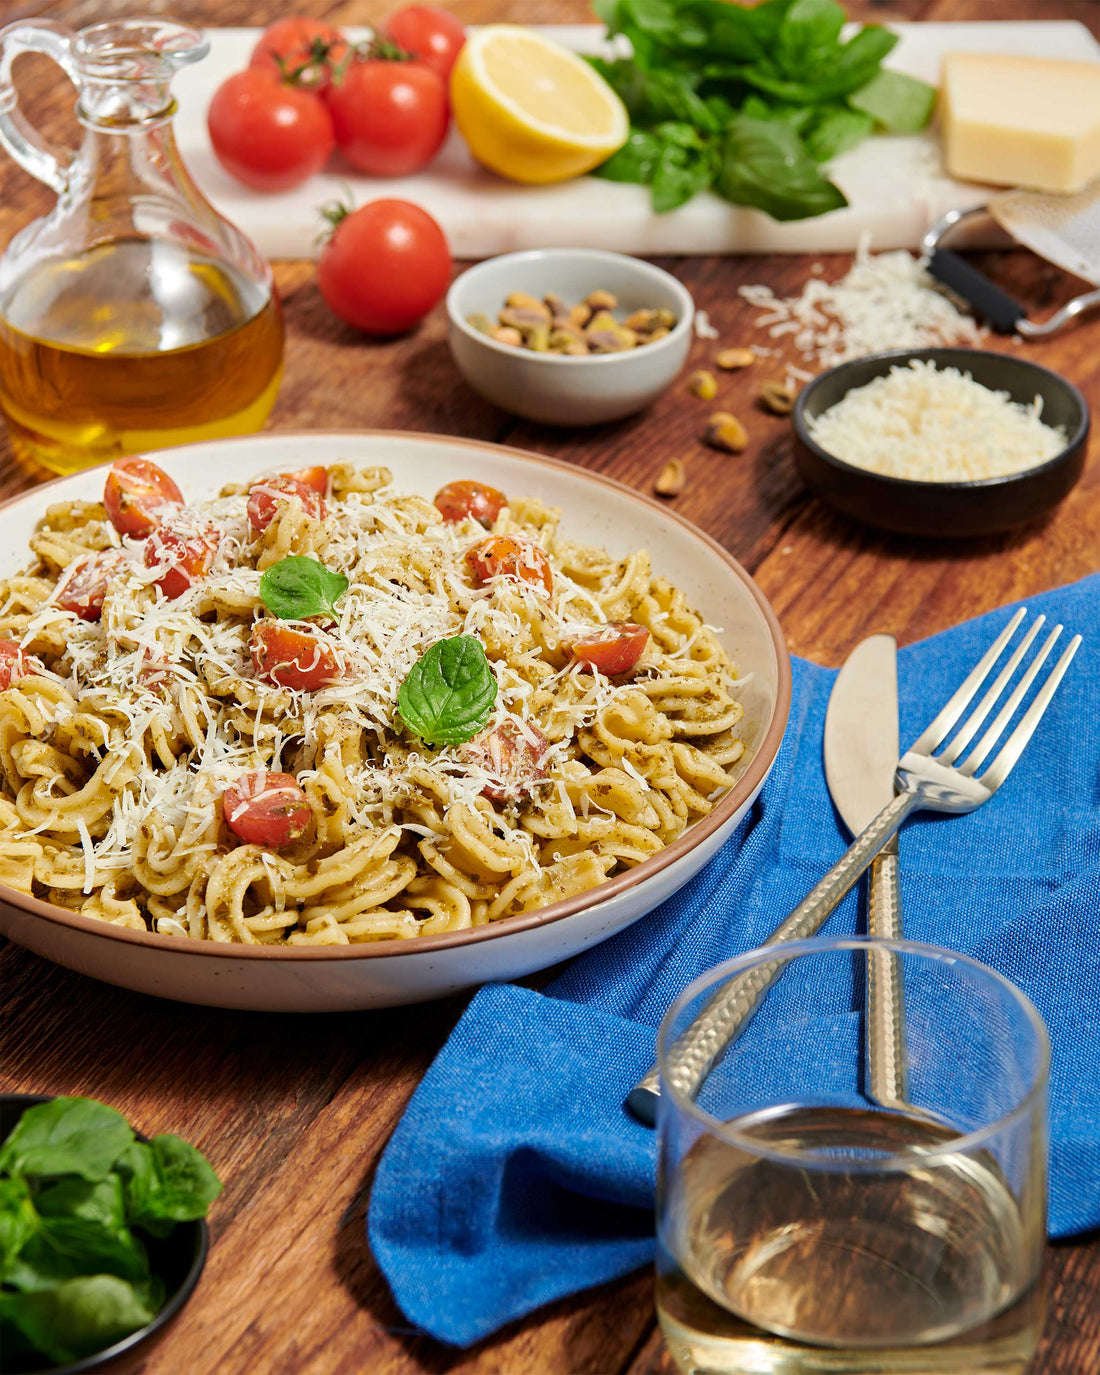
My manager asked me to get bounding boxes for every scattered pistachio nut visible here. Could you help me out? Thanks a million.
[654,459,686,497]
[473,291,676,355]
[704,411,749,453]
[585,288,617,311]
[760,380,796,415]
[689,369,718,400]
[715,347,755,371]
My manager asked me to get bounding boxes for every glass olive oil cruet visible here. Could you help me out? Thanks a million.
[0,18,284,473]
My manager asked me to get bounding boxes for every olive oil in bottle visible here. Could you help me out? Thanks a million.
[0,239,284,474]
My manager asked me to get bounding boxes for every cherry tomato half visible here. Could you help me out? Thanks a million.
[323,51,448,177]
[566,623,649,676]
[0,639,38,690]
[208,69,335,193]
[247,476,327,534]
[55,550,125,621]
[382,5,466,83]
[249,17,348,89]
[317,199,451,336]
[223,771,312,848]
[464,718,551,802]
[144,522,220,600]
[250,622,341,692]
[466,536,553,598]
[284,466,330,498]
[434,480,506,528]
[103,457,183,539]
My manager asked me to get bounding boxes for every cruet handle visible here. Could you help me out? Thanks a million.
[0,20,81,196]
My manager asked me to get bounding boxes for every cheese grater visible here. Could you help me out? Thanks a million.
[921,181,1100,337]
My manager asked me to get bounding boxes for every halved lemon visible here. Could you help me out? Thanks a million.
[451,26,630,185]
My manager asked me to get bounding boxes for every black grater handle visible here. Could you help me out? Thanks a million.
[926,248,1027,335]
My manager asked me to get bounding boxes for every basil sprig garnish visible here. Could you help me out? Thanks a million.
[259,555,348,621]
[397,635,497,747]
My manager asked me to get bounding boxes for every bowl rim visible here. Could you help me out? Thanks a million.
[446,247,695,366]
[791,346,1090,492]
[0,428,792,963]
[0,1093,209,1375]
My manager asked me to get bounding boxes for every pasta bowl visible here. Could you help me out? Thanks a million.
[0,431,790,1011]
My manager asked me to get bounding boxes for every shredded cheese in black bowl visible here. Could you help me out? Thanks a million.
[791,347,1089,537]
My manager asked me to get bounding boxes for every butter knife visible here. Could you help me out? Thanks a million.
[823,633,908,1110]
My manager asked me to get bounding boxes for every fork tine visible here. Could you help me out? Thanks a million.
[960,624,1061,776]
[978,634,1082,792]
[940,615,1045,765]
[910,608,1027,755]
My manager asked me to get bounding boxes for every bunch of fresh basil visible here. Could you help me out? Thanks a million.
[591,0,936,218]
[0,1098,222,1368]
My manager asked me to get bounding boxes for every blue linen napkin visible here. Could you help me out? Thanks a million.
[369,576,1100,1348]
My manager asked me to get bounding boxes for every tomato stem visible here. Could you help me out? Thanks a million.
[267,36,339,88]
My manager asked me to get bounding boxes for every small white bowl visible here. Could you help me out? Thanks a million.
[447,248,694,426]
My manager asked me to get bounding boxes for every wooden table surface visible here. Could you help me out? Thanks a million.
[1,0,1098,1370]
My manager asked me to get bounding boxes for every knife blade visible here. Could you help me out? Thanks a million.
[824,633,909,1110]
[824,633,898,833]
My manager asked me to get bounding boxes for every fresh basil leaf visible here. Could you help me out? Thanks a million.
[803,103,874,162]
[35,1175,127,1232]
[397,636,497,748]
[0,1098,133,1182]
[259,555,348,621]
[123,1136,222,1235]
[775,0,845,78]
[695,0,788,62]
[3,1274,157,1366]
[9,1214,150,1288]
[595,127,665,184]
[0,1176,38,1279]
[848,67,936,132]
[717,115,847,220]
[739,24,897,103]
[651,139,716,212]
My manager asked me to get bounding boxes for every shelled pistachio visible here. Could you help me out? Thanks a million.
[468,290,677,356]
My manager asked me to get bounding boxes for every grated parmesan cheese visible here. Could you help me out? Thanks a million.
[739,235,987,369]
[807,360,1067,483]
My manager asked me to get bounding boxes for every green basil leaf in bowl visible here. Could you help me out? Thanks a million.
[0,1095,220,1375]
[397,635,498,748]
[259,555,349,622]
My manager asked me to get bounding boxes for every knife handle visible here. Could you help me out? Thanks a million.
[626,791,920,1125]
[866,848,909,1110]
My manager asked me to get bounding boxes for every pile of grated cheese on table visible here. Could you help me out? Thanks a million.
[807,360,1067,483]
[739,236,987,369]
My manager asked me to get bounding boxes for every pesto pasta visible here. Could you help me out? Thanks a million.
[0,461,748,946]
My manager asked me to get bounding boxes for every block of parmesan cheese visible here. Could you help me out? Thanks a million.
[941,53,1100,195]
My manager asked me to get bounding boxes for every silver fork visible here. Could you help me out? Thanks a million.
[626,607,1081,1125]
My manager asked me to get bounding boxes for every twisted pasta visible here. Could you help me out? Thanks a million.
[0,462,750,945]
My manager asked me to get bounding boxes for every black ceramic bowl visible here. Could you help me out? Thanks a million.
[0,1095,209,1375]
[791,347,1090,537]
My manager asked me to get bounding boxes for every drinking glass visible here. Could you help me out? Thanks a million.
[656,937,1049,1375]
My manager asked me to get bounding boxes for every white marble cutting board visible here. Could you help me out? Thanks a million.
[172,21,1100,258]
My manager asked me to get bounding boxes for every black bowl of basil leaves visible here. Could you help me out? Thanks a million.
[0,1095,220,1374]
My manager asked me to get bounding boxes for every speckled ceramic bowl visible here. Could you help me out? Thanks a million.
[0,431,790,1012]
[446,248,695,425]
